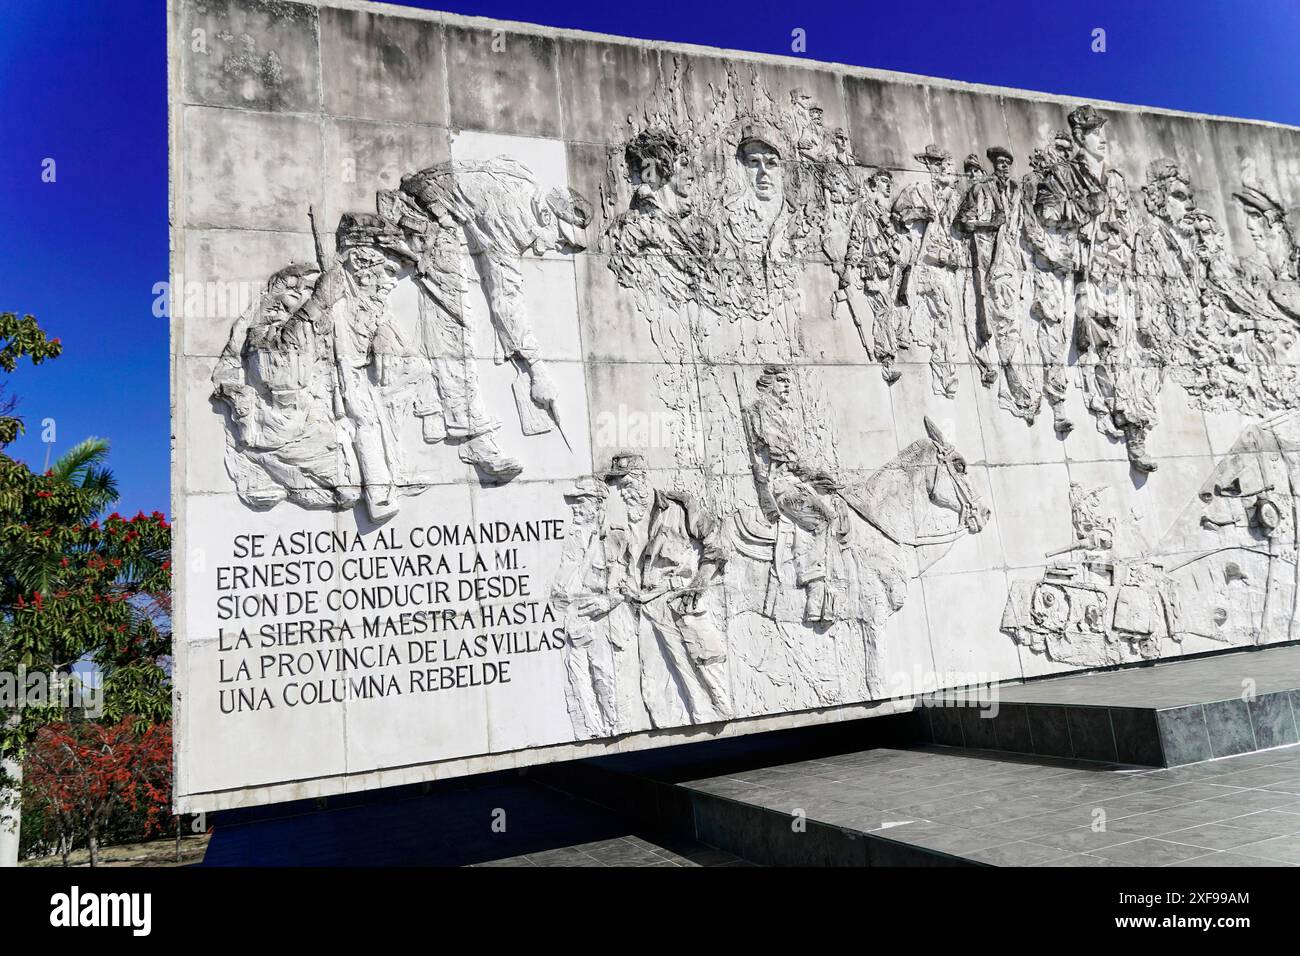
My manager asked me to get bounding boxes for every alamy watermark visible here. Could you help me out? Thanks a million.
[0,666,103,718]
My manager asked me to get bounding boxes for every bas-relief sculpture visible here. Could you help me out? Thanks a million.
[198,12,1300,756]
[213,157,593,520]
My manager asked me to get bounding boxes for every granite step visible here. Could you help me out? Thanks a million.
[539,732,1300,867]
[920,643,1300,766]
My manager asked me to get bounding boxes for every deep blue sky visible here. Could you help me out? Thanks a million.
[1,0,1297,516]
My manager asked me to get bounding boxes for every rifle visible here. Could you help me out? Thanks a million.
[308,204,332,273]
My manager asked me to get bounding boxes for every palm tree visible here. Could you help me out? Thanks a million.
[1,438,123,867]
[49,438,118,512]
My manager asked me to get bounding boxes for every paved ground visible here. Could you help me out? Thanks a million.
[470,832,749,867]
[679,741,1300,866]
[997,644,1300,709]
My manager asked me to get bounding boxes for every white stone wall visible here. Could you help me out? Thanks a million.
[170,0,1300,810]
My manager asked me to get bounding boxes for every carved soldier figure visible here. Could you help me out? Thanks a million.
[718,122,800,359]
[961,153,987,190]
[843,168,906,383]
[211,263,360,511]
[743,365,850,623]
[1022,131,1083,434]
[1187,209,1297,409]
[605,129,715,327]
[1136,159,1199,339]
[1033,129,1089,227]
[1068,482,1115,552]
[1129,159,1203,414]
[786,88,828,161]
[893,144,967,398]
[1067,105,1157,473]
[959,145,1040,421]
[366,189,522,485]
[551,476,620,739]
[301,219,417,521]
[1234,184,1300,322]
[399,156,592,443]
[829,127,855,165]
[601,453,732,727]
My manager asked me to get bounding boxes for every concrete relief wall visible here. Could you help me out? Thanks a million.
[170,0,1300,810]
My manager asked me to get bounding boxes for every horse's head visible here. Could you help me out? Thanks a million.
[843,418,988,553]
[920,417,989,539]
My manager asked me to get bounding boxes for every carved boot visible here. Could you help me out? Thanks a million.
[880,359,902,385]
[528,359,559,408]
[1052,403,1074,435]
[365,486,400,523]
[803,579,831,624]
[460,433,524,484]
[419,412,447,444]
[1126,433,1158,474]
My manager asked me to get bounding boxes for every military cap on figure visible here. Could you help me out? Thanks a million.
[603,452,648,479]
[1067,104,1107,133]
[1233,184,1288,224]
[913,144,951,166]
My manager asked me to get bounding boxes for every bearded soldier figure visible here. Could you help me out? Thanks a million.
[959,145,1040,422]
[599,453,732,727]
[843,168,906,383]
[1022,132,1082,434]
[893,144,967,399]
[212,263,361,511]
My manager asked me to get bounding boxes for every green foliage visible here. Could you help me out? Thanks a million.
[0,317,171,772]
[0,314,61,447]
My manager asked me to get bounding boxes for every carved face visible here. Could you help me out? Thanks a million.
[764,369,794,402]
[1077,125,1108,163]
[924,159,953,188]
[279,285,312,313]
[1192,216,1226,258]
[869,174,893,201]
[1163,178,1195,231]
[1244,207,1270,247]
[615,471,652,521]
[569,496,601,527]
[267,269,318,314]
[992,154,1013,181]
[346,249,399,298]
[670,163,697,214]
[1243,207,1291,269]
[739,141,783,202]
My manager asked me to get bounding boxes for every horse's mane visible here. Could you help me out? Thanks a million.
[842,438,936,537]
[890,437,938,470]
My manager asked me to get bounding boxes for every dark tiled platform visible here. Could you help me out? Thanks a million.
[921,644,1300,766]
[558,741,1300,867]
